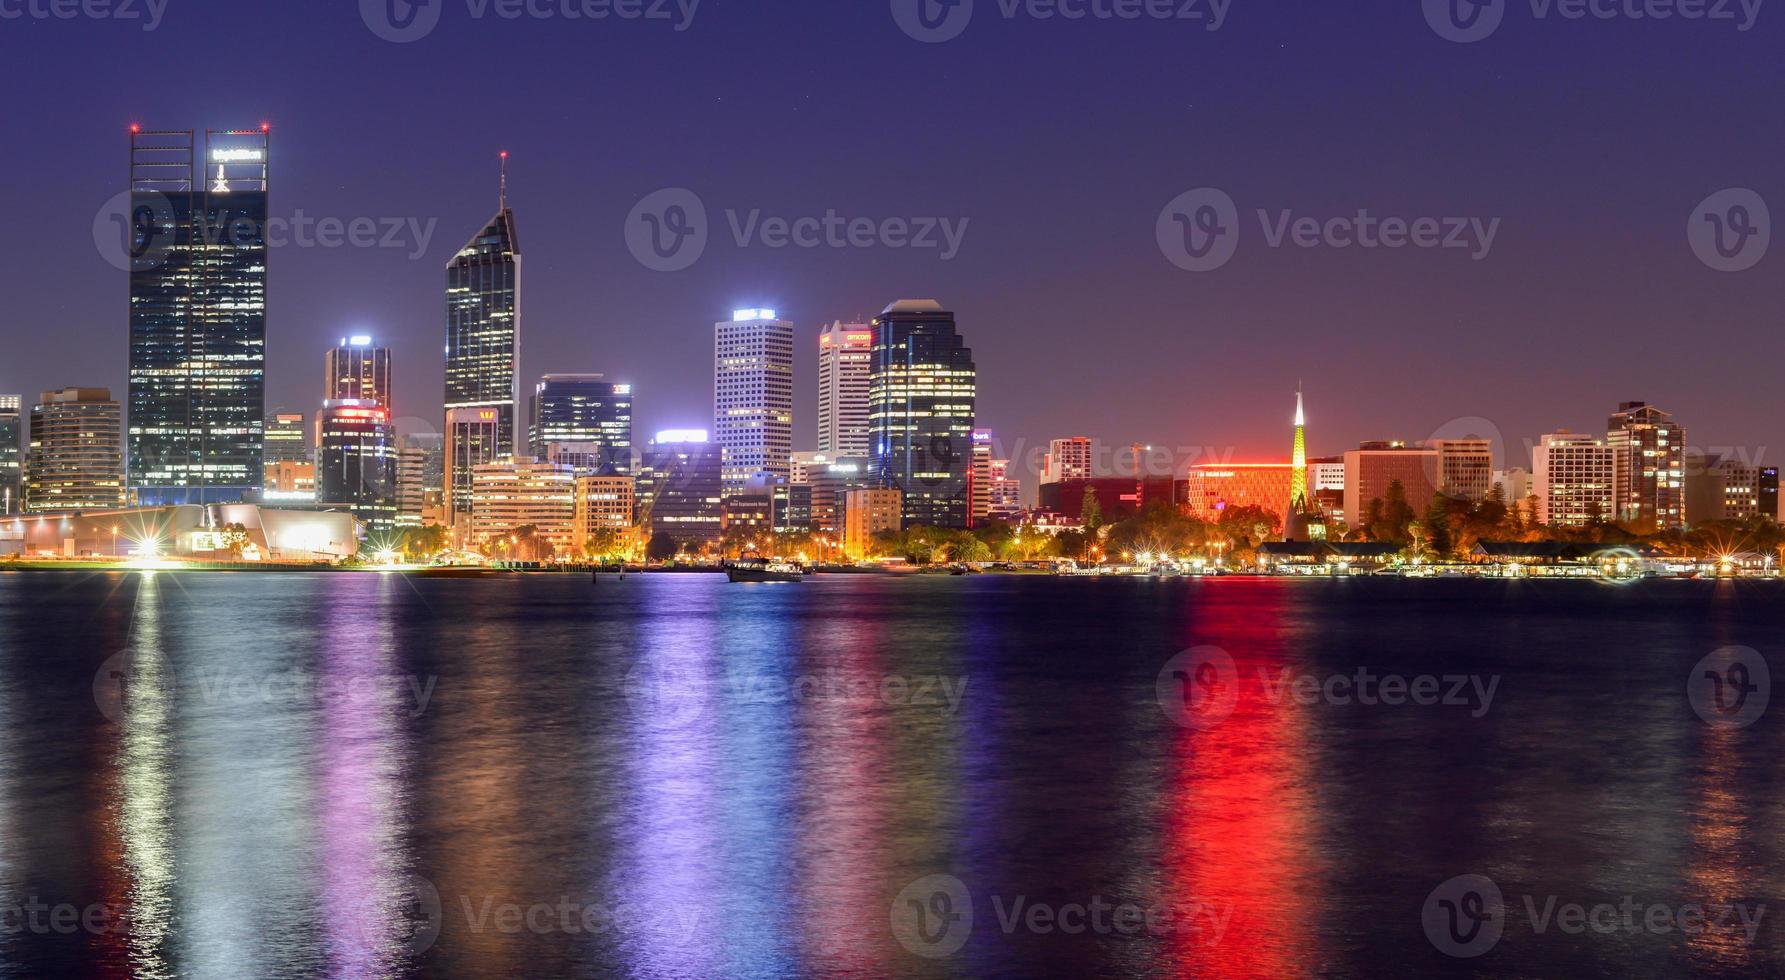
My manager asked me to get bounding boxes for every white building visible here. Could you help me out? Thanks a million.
[1043,437,1094,484]
[714,310,794,497]
[574,474,635,554]
[470,459,577,557]
[1533,432,1618,527]
[817,320,872,459]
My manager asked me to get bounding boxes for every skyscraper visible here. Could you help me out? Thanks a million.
[818,320,873,458]
[1533,431,1618,527]
[446,156,521,458]
[714,310,795,496]
[0,396,20,514]
[970,428,995,526]
[326,336,393,409]
[1043,438,1094,484]
[396,432,445,528]
[28,388,125,513]
[869,300,977,529]
[317,400,397,534]
[640,430,724,551]
[127,127,269,505]
[446,407,503,528]
[528,375,633,473]
[264,412,309,463]
[1607,401,1685,531]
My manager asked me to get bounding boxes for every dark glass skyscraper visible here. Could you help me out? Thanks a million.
[528,375,632,473]
[0,396,22,514]
[639,431,723,551]
[317,400,397,535]
[127,127,269,506]
[869,300,977,529]
[325,335,393,409]
[446,162,520,459]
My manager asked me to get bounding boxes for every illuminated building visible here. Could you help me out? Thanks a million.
[1764,468,1780,521]
[470,460,576,558]
[1183,464,1297,523]
[127,127,269,506]
[1684,452,1761,525]
[317,400,397,534]
[639,431,723,550]
[714,310,795,496]
[573,475,634,553]
[807,458,873,535]
[528,375,632,473]
[1342,442,1438,529]
[869,300,977,529]
[1043,437,1094,484]
[325,336,393,408]
[446,156,521,458]
[263,412,308,466]
[1432,439,1495,502]
[722,493,775,541]
[843,488,902,559]
[1607,401,1685,530]
[1533,432,1617,527]
[264,460,316,500]
[1041,477,1175,522]
[445,407,502,527]
[970,429,995,526]
[789,452,833,486]
[1290,388,1308,509]
[818,320,873,458]
[0,396,20,514]
[27,388,125,513]
[396,433,444,527]
[0,504,358,561]
[986,458,1023,522]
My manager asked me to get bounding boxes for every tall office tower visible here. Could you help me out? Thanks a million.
[27,388,125,513]
[445,407,503,527]
[714,309,795,496]
[1607,401,1686,531]
[970,428,996,526]
[640,430,724,551]
[1533,431,1618,527]
[868,300,977,529]
[1043,437,1094,484]
[317,400,397,534]
[1432,438,1495,502]
[264,412,308,462]
[397,432,445,528]
[0,396,21,514]
[818,320,873,457]
[446,156,521,459]
[325,336,393,409]
[528,375,633,473]
[127,127,269,505]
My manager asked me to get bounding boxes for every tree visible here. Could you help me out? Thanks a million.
[1080,485,1104,533]
[219,523,251,559]
[401,525,447,561]
[646,532,679,562]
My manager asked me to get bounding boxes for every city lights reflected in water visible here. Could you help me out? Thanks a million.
[109,573,178,979]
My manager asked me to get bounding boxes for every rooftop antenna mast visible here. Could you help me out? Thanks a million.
[499,151,509,210]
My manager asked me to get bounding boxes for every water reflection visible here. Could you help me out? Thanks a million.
[107,573,178,979]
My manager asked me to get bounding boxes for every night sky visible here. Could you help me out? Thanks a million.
[3,0,1782,486]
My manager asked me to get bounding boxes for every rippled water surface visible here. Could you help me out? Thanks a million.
[0,570,1781,978]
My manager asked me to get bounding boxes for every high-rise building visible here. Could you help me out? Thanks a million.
[317,400,397,534]
[397,432,445,528]
[1043,438,1094,484]
[1684,452,1761,526]
[27,388,124,513]
[446,158,521,459]
[639,430,724,551]
[714,310,795,496]
[127,127,269,505]
[264,412,308,463]
[1607,401,1685,531]
[1763,467,1781,522]
[789,452,834,486]
[0,396,21,514]
[528,375,633,473]
[869,300,977,529]
[326,336,393,409]
[1432,439,1495,502]
[1532,431,1618,528]
[1342,442,1439,530]
[986,458,1023,523]
[818,320,873,458]
[807,457,874,535]
[970,428,996,526]
[445,407,504,528]
[470,459,577,559]
[574,475,635,555]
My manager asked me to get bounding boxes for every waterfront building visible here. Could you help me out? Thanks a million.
[396,433,444,527]
[869,300,977,529]
[843,488,902,559]
[818,320,873,458]
[27,388,125,513]
[1532,431,1618,528]
[1342,442,1439,530]
[722,492,776,544]
[528,375,632,473]
[970,428,996,526]
[1607,401,1685,531]
[1040,477,1176,523]
[325,336,393,408]
[127,126,269,506]
[316,400,397,534]
[808,457,874,535]
[470,459,576,559]
[1684,452,1761,525]
[1432,439,1495,502]
[1183,463,1297,524]
[777,482,814,533]
[0,504,358,561]
[0,396,20,514]
[264,412,308,463]
[640,431,724,552]
[445,407,503,527]
[1043,437,1094,485]
[715,310,795,496]
[1764,467,1781,522]
[573,474,634,555]
[446,158,521,458]
[986,458,1023,522]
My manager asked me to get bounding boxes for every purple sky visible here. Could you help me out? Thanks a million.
[3,0,1782,486]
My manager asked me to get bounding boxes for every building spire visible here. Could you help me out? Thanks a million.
[499,151,509,210]
[1295,382,1305,427]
